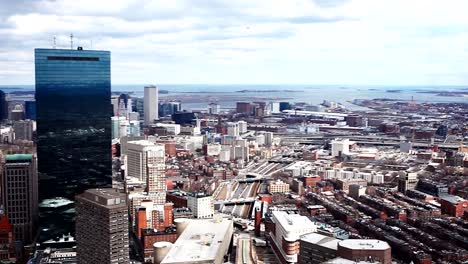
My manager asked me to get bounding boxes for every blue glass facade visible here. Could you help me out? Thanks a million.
[25,100,36,120]
[35,48,112,241]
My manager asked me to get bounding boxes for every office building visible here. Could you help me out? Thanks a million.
[76,188,129,264]
[133,97,145,119]
[126,140,166,192]
[144,85,159,125]
[157,217,233,264]
[117,93,132,118]
[187,194,214,219]
[159,101,181,117]
[24,100,36,120]
[298,233,339,264]
[172,112,196,126]
[12,119,35,141]
[279,102,291,111]
[0,91,7,121]
[269,211,317,264]
[10,104,24,121]
[35,48,112,240]
[1,154,38,244]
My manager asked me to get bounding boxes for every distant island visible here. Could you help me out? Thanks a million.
[416,90,468,97]
[386,89,402,93]
[236,89,303,93]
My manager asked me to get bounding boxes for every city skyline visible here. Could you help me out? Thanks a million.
[0,0,468,86]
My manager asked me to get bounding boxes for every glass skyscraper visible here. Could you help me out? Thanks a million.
[35,48,112,241]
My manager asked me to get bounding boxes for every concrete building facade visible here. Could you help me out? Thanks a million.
[75,189,129,264]
[145,85,159,126]
[1,154,38,244]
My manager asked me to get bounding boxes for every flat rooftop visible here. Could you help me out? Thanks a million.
[301,233,339,250]
[161,218,233,264]
[338,239,390,251]
[324,257,375,264]
[272,211,315,232]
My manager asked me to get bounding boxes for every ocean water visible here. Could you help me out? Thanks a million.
[1,84,466,110]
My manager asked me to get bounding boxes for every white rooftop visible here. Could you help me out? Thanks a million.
[161,218,233,264]
[300,233,339,250]
[338,239,390,251]
[324,257,375,264]
[272,211,314,232]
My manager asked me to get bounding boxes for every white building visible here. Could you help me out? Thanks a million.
[155,123,181,135]
[331,138,353,157]
[187,194,214,219]
[144,85,159,126]
[206,143,222,156]
[226,122,239,137]
[270,211,317,263]
[256,134,265,146]
[159,218,233,264]
[269,102,280,114]
[238,121,248,134]
[208,103,220,114]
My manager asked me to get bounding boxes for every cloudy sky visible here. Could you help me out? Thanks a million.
[1,0,467,85]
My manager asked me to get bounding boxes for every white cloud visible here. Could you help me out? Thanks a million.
[0,0,467,85]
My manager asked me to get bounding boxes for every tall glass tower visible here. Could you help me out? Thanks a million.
[35,48,112,241]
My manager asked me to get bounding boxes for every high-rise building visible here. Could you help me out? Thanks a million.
[126,140,166,192]
[24,101,36,120]
[117,93,132,118]
[12,120,35,141]
[1,154,38,245]
[35,48,112,240]
[10,104,24,121]
[144,85,158,126]
[0,91,8,121]
[159,101,181,117]
[75,188,129,264]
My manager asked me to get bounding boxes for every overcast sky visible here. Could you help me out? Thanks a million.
[0,0,467,85]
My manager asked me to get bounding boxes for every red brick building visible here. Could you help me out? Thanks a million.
[141,229,177,259]
[440,195,468,217]
[337,239,392,264]
[166,192,188,208]
[302,176,321,187]
[0,215,15,261]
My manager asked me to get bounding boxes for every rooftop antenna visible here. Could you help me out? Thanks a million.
[52,35,57,49]
[70,33,74,50]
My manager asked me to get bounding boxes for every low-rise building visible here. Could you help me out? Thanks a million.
[298,233,339,264]
[337,239,391,264]
[269,180,290,194]
[269,211,317,264]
